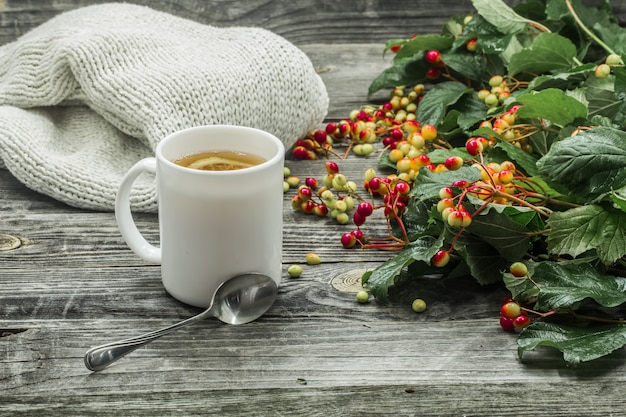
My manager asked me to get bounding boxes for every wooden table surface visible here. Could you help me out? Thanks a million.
[3,1,626,416]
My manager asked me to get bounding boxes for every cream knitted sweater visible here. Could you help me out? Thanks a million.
[0,3,328,211]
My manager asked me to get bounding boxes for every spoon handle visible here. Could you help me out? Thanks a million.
[84,310,210,372]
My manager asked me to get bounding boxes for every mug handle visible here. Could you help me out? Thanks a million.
[115,158,161,263]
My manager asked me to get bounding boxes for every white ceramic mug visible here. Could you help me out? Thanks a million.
[116,125,284,307]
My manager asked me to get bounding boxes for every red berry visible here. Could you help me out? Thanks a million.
[304,177,318,189]
[297,186,313,201]
[466,38,477,52]
[425,49,442,65]
[500,301,521,319]
[425,67,441,80]
[312,130,328,144]
[499,315,515,331]
[465,138,483,156]
[301,200,316,214]
[314,204,329,217]
[351,229,364,240]
[325,122,338,135]
[418,154,431,165]
[394,181,410,195]
[356,201,374,217]
[451,179,468,188]
[444,156,464,171]
[353,211,367,227]
[513,314,531,329]
[340,233,357,249]
[292,146,309,159]
[389,128,404,141]
[325,161,339,174]
[432,250,450,267]
[368,177,382,193]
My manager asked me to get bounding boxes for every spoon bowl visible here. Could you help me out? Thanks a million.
[84,273,277,372]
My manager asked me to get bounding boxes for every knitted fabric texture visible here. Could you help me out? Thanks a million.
[0,3,328,211]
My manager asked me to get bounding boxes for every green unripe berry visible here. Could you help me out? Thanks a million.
[606,54,623,66]
[334,200,348,212]
[305,252,321,265]
[364,168,377,182]
[484,93,499,107]
[286,176,301,188]
[343,195,355,210]
[509,261,528,277]
[320,189,335,202]
[356,290,369,303]
[332,174,348,191]
[283,181,290,192]
[287,265,303,278]
[283,167,291,177]
[489,75,504,87]
[477,89,490,101]
[411,298,427,313]
[335,212,350,225]
[595,63,611,79]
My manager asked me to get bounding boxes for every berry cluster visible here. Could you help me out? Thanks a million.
[291,84,427,160]
[474,103,536,154]
[499,262,532,331]
[286,161,358,225]
[594,53,624,79]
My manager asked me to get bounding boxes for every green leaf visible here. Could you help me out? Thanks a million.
[454,232,510,284]
[363,236,440,303]
[416,81,473,127]
[368,58,427,97]
[472,0,531,34]
[517,321,626,364]
[394,35,454,61]
[508,33,577,76]
[547,204,626,265]
[505,261,626,312]
[465,205,533,262]
[515,88,587,127]
[536,127,626,201]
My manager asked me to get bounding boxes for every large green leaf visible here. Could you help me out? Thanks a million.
[518,321,626,365]
[508,33,577,76]
[536,127,626,201]
[454,232,510,284]
[504,261,626,311]
[415,81,473,127]
[465,205,533,262]
[393,35,454,61]
[367,57,428,97]
[515,88,587,127]
[362,236,440,303]
[472,0,530,35]
[547,204,626,265]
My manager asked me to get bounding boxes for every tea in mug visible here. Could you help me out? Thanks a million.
[174,150,265,171]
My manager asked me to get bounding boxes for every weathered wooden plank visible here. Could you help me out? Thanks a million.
[0,0,472,46]
[0,0,624,47]
[2,319,626,415]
